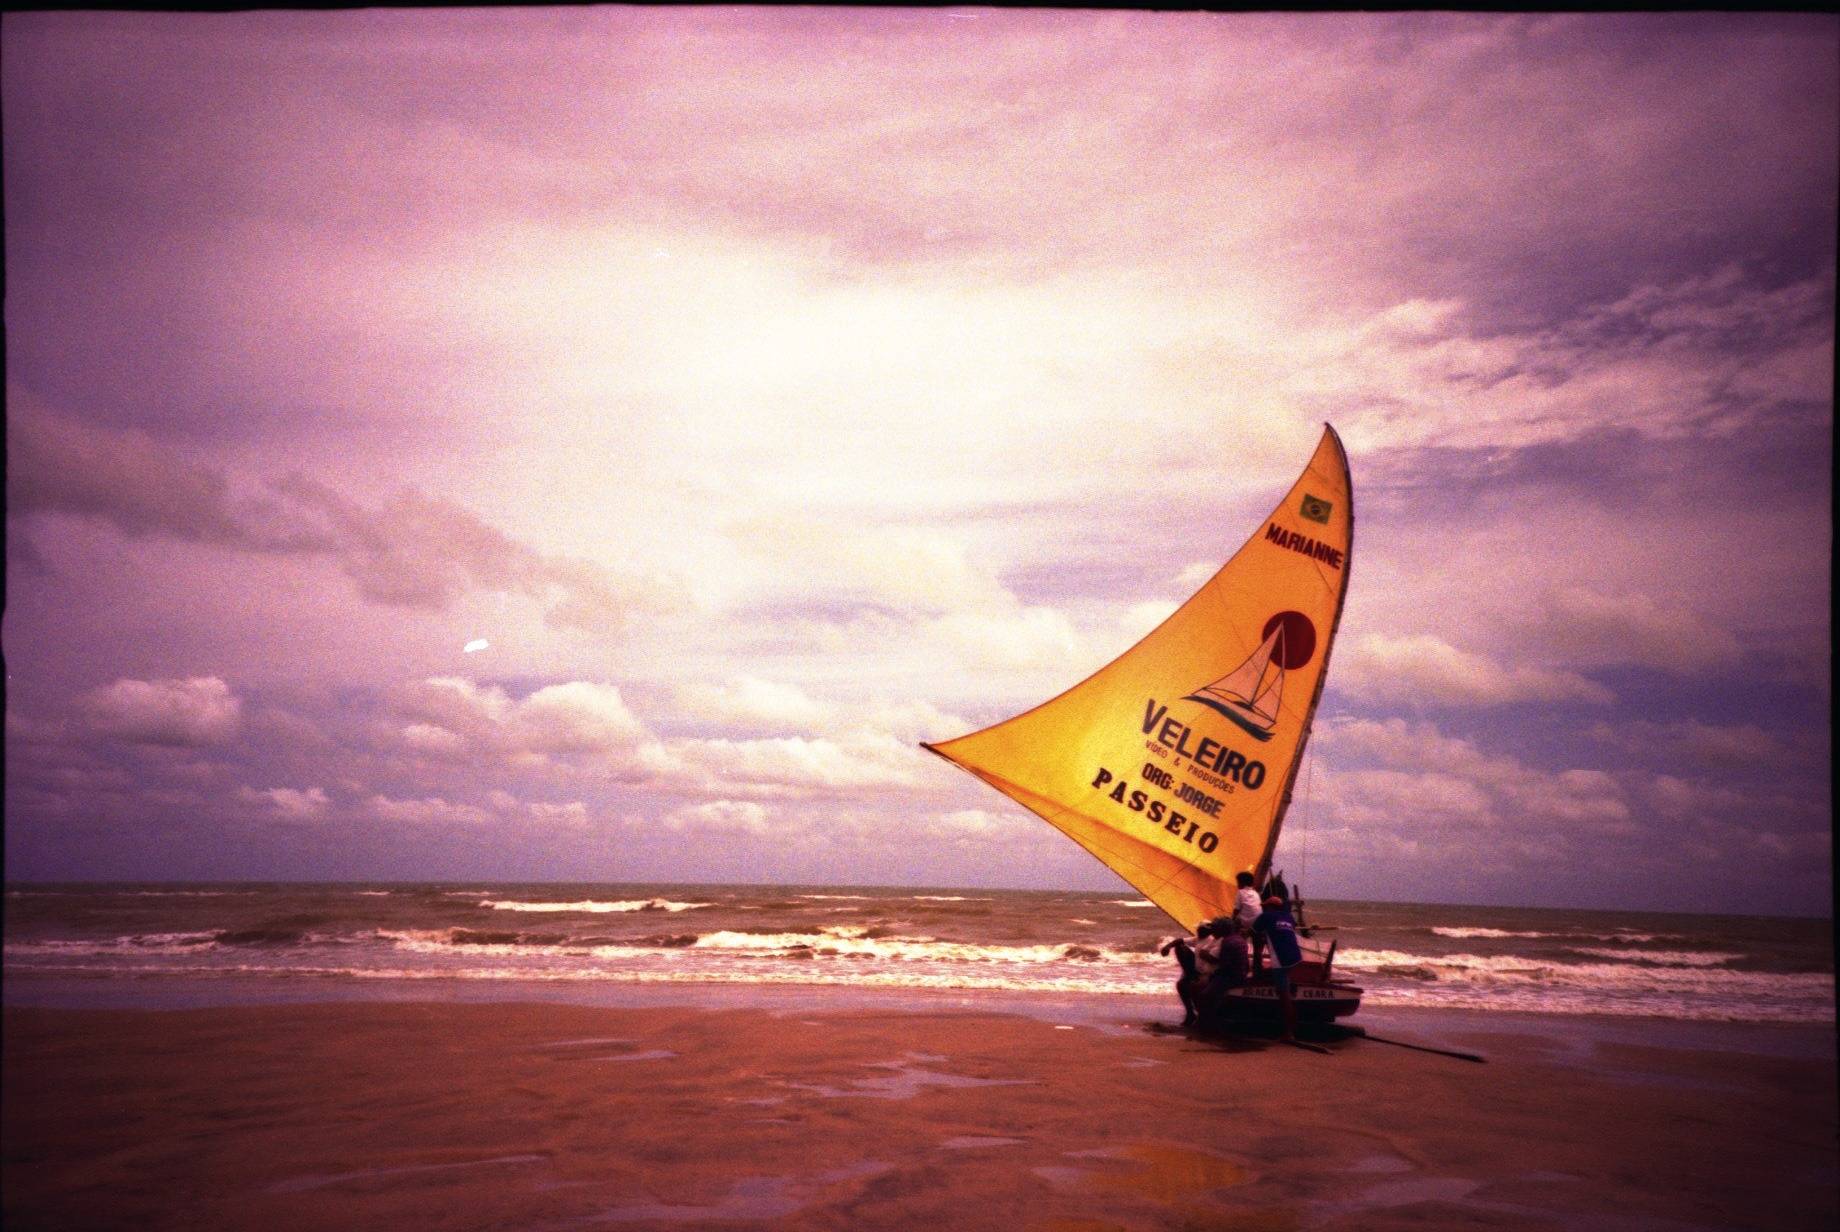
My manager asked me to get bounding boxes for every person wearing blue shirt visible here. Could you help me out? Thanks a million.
[1251,895,1304,1043]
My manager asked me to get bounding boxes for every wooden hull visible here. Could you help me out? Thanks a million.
[1211,978,1363,1024]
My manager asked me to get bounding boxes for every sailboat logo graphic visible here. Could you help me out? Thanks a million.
[1182,611,1317,743]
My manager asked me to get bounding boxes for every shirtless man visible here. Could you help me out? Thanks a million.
[1160,921,1223,1026]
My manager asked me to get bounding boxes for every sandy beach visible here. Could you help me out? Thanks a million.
[4,999,1834,1231]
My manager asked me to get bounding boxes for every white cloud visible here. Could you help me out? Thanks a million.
[1336,633,1614,706]
[663,732,924,797]
[364,794,492,825]
[929,807,1032,839]
[393,676,514,737]
[674,676,831,733]
[1118,599,1180,641]
[83,676,243,747]
[731,516,1014,616]
[236,785,330,819]
[267,475,686,634]
[724,514,1086,675]
[1680,813,1833,868]
[1318,716,1490,770]
[8,387,254,543]
[1313,716,1632,838]
[661,799,771,835]
[377,675,953,802]
[524,801,591,826]
[389,677,649,762]
[929,605,1081,670]
[1319,271,1833,452]
[514,682,648,753]
[1590,719,1795,768]
[484,790,592,828]
[10,394,681,634]
[852,699,972,744]
[1335,770,1494,823]
[1174,561,1221,591]
[399,722,468,755]
[1521,769,1633,830]
[1517,587,1742,672]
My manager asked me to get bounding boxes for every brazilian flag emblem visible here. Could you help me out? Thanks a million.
[1300,493,1333,524]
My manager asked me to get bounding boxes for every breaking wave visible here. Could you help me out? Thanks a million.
[6,886,1830,1024]
[1431,927,1679,943]
[1567,948,1743,967]
[478,899,711,914]
[684,928,1138,966]
[1432,927,1548,939]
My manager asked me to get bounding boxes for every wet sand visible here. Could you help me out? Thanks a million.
[4,1000,1835,1231]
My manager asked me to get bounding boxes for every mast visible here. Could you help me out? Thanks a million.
[1252,424,1353,882]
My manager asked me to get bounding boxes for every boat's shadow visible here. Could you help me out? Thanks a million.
[1142,1020,1359,1055]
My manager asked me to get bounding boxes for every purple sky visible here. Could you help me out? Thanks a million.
[5,10,1833,913]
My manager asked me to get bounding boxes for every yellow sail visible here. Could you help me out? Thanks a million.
[924,425,1353,931]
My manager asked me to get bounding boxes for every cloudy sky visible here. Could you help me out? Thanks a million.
[5,10,1832,913]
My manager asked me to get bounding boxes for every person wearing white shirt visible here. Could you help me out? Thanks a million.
[1233,871,1263,931]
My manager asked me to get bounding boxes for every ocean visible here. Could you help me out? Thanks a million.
[4,883,1832,1024]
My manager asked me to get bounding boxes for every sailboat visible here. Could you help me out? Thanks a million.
[923,425,1361,1026]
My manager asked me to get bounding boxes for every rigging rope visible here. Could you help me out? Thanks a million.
[1299,744,1315,890]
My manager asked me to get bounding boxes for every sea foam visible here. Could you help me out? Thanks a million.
[478,899,711,914]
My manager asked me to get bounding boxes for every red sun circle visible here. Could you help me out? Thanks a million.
[1262,611,1317,671]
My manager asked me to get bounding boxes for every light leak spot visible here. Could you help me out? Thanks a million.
[463,639,489,654]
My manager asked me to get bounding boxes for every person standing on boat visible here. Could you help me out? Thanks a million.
[1252,895,1304,1043]
[1233,872,1263,931]
[1241,873,1275,975]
